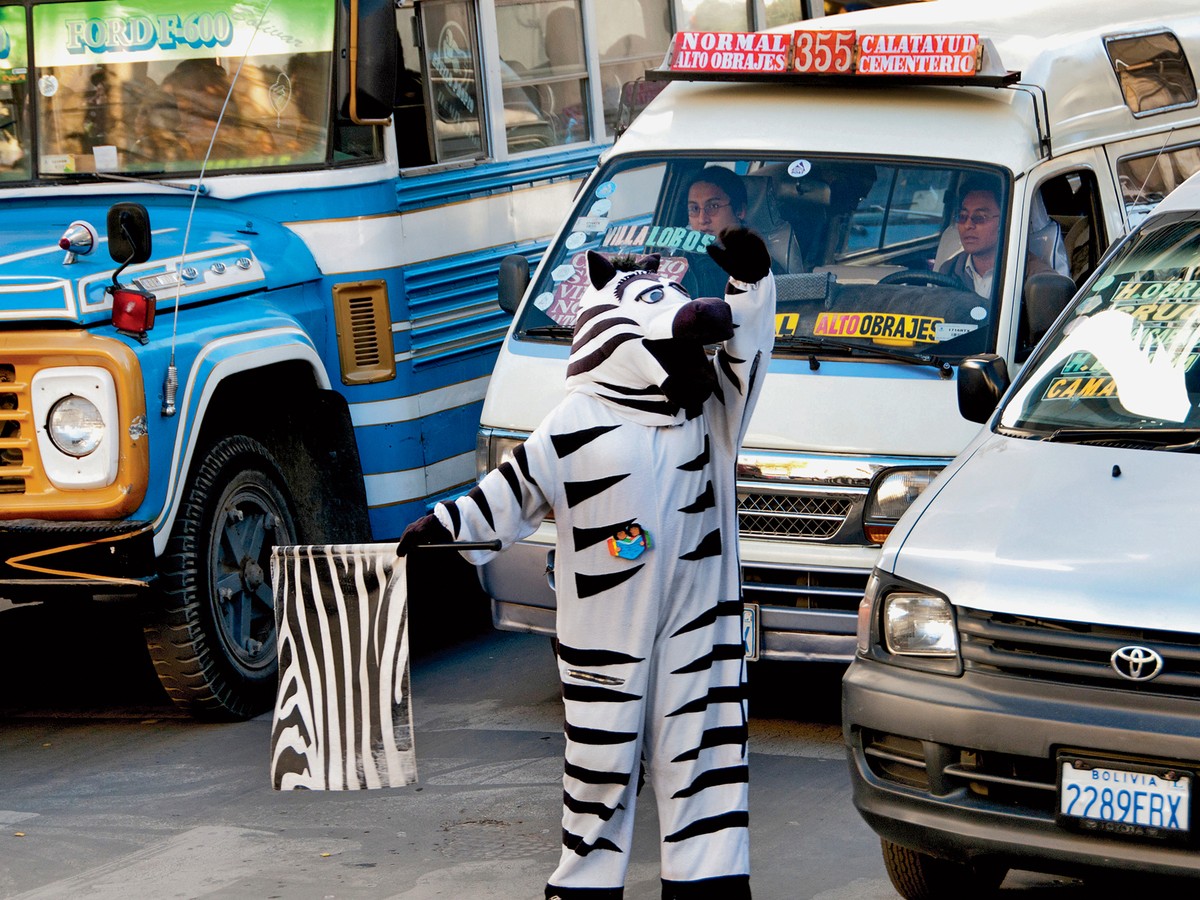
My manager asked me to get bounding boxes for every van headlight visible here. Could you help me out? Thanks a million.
[476,428,529,480]
[32,366,119,489]
[863,467,942,544]
[883,593,957,656]
[858,572,961,675]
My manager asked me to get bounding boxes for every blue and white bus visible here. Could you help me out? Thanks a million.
[0,0,819,718]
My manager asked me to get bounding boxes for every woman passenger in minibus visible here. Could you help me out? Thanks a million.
[683,167,748,297]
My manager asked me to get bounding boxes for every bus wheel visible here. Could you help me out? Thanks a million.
[144,434,298,720]
[880,839,1006,900]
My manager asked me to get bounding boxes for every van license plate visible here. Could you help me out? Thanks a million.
[743,602,759,661]
[1059,756,1191,837]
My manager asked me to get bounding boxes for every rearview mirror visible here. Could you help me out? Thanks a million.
[497,254,530,314]
[340,0,398,124]
[106,202,152,266]
[957,354,1010,424]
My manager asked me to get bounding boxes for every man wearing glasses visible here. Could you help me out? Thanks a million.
[939,179,1053,297]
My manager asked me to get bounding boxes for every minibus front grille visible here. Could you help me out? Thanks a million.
[959,608,1200,699]
[0,363,32,495]
[741,563,868,611]
[737,488,854,540]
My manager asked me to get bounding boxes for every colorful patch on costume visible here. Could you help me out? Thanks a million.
[607,523,652,560]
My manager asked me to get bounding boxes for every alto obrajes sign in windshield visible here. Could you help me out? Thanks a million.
[31,0,334,67]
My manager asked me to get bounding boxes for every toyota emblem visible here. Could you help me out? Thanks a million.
[1110,645,1165,681]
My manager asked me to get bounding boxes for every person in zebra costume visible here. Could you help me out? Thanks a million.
[399,227,775,899]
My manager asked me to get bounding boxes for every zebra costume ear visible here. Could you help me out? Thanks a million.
[635,253,661,273]
[587,250,619,289]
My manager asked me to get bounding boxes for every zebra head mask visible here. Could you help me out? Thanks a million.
[565,251,734,425]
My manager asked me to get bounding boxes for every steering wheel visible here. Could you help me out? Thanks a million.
[877,269,966,290]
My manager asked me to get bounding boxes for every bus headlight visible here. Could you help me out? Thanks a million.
[48,395,105,457]
[863,467,941,544]
[33,366,120,489]
[883,593,957,657]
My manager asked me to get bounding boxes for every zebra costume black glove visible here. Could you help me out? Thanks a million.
[395,513,452,556]
[707,226,770,285]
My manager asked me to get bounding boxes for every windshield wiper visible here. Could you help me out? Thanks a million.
[94,171,207,195]
[520,324,575,340]
[1044,427,1200,449]
[774,333,952,378]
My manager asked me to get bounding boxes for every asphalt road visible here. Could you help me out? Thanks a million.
[0,595,1097,899]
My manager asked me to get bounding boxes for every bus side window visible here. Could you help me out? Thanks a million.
[395,1,488,169]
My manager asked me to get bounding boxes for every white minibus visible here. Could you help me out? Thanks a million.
[479,0,1200,665]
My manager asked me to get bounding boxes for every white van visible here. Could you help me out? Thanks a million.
[842,169,1200,893]
[480,0,1200,664]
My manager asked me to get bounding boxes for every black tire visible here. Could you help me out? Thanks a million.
[144,435,298,720]
[881,839,1006,900]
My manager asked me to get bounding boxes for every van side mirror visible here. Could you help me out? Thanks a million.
[1024,271,1076,347]
[497,254,530,314]
[106,202,152,267]
[958,354,1010,424]
[340,0,398,124]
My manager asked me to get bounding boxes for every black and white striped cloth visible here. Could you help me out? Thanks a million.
[270,543,416,791]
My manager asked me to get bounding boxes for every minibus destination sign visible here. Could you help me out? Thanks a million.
[668,29,984,78]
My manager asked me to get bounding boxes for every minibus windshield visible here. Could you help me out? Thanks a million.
[516,155,1012,362]
[4,1,333,182]
[1001,212,1200,437]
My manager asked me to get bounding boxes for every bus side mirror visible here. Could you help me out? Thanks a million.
[341,0,398,124]
[957,354,1010,424]
[497,254,530,315]
[106,202,152,267]
[1024,271,1076,346]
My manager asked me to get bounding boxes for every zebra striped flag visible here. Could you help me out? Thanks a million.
[269,543,417,790]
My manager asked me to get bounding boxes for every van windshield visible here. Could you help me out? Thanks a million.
[1001,212,1200,436]
[0,0,334,182]
[516,155,1012,362]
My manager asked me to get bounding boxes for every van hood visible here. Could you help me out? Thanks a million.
[890,433,1198,633]
[0,204,317,325]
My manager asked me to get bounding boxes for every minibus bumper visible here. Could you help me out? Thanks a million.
[482,528,876,662]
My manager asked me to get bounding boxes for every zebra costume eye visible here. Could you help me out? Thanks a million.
[638,286,665,304]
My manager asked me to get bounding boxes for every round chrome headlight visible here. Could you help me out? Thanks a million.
[47,394,106,457]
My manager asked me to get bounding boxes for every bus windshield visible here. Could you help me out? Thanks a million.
[8,0,334,181]
[516,155,1016,363]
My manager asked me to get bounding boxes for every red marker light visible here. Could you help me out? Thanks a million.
[110,287,157,335]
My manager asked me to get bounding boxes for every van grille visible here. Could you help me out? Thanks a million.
[960,608,1200,699]
[737,489,852,539]
[0,362,33,495]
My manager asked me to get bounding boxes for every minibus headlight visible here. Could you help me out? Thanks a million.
[476,429,529,480]
[863,467,941,544]
[48,394,105,457]
[883,593,957,657]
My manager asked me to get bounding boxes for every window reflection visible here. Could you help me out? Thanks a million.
[680,0,750,31]
[496,0,588,152]
[596,0,671,136]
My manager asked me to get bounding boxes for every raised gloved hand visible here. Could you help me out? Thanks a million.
[395,513,452,556]
[707,226,771,285]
